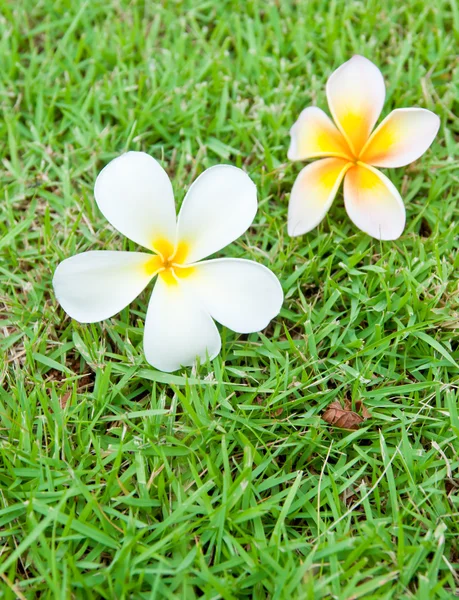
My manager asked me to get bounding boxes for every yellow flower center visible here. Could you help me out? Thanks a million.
[145,238,195,285]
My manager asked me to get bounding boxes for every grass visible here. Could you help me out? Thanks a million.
[0,0,458,597]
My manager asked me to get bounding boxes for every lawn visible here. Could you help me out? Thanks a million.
[1,0,458,597]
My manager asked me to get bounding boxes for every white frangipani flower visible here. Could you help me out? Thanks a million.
[287,55,440,240]
[53,152,283,372]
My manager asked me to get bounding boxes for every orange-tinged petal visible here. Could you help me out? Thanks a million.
[343,164,405,240]
[287,107,353,161]
[360,108,440,168]
[288,158,351,236]
[326,55,385,156]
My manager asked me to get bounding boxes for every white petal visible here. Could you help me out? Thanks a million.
[53,251,156,323]
[288,107,353,161]
[94,151,177,251]
[143,277,221,372]
[343,164,406,240]
[182,258,283,333]
[288,158,351,236]
[326,55,385,156]
[360,108,440,168]
[176,165,257,263]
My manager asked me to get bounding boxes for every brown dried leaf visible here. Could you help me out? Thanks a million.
[322,400,363,430]
[355,400,372,420]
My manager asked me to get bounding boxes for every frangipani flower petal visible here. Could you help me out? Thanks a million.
[54,151,283,373]
[287,107,353,161]
[360,108,440,168]
[53,251,156,323]
[183,258,284,333]
[94,152,176,251]
[176,165,257,263]
[288,158,351,236]
[344,164,405,240]
[326,55,385,156]
[144,277,221,372]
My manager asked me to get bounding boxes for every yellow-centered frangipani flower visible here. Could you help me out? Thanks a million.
[287,55,440,240]
[53,152,283,372]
